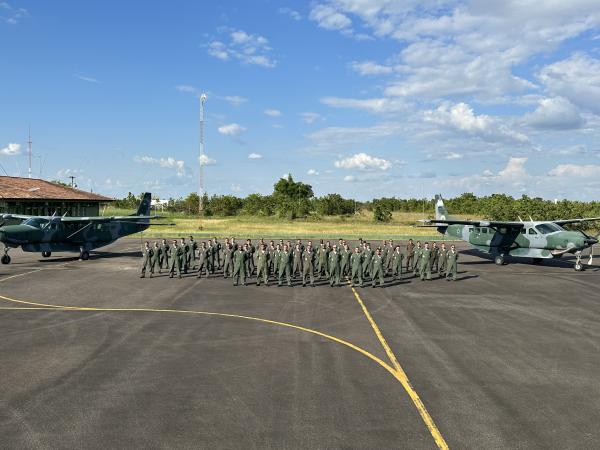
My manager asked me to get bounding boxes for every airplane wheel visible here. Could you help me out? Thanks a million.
[80,251,90,261]
[574,262,583,271]
[494,255,505,266]
[1,255,10,264]
[42,251,51,258]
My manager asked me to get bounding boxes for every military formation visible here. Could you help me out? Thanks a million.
[140,237,460,287]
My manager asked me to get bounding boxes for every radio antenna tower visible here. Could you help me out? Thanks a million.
[28,126,32,179]
[199,93,207,214]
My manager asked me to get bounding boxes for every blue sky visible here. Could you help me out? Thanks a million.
[1,1,600,201]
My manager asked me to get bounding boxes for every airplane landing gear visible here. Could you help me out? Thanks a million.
[1,247,10,264]
[574,251,584,271]
[80,250,90,260]
[494,254,505,266]
[42,251,51,258]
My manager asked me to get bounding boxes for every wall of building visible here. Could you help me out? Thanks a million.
[0,200,105,217]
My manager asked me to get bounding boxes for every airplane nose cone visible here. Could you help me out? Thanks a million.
[585,237,598,246]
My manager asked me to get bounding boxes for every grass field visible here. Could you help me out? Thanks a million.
[104,207,474,240]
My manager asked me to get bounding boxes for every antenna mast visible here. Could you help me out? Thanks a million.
[199,93,207,214]
[28,126,32,179]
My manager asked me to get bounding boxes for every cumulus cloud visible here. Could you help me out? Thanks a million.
[198,155,217,166]
[176,85,200,95]
[134,156,190,177]
[524,97,585,130]
[222,95,247,106]
[334,153,392,171]
[264,109,282,117]
[1,2,28,25]
[349,60,393,76]
[308,123,402,151]
[279,7,301,21]
[423,102,529,144]
[538,53,600,115]
[207,28,276,68]
[307,169,319,176]
[309,4,352,31]
[248,153,262,159]
[0,143,20,156]
[343,175,355,182]
[548,164,600,177]
[218,123,246,136]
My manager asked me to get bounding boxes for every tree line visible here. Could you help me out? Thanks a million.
[112,175,600,226]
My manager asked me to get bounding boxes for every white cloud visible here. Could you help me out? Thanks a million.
[222,95,247,106]
[218,123,246,136]
[264,108,282,117]
[309,4,352,31]
[198,155,216,166]
[548,164,600,177]
[349,60,393,76]
[444,152,463,160]
[307,169,319,176]
[334,152,392,171]
[134,156,190,177]
[248,153,262,159]
[279,7,301,21]
[307,122,402,151]
[423,102,529,145]
[1,2,28,25]
[343,175,355,182]
[301,112,324,124]
[75,74,100,83]
[207,28,276,68]
[321,96,408,114]
[498,157,528,179]
[176,85,200,95]
[0,143,20,156]
[524,97,585,130]
[538,53,600,114]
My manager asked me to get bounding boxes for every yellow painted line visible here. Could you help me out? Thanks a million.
[0,285,449,449]
[0,269,44,284]
[350,286,449,450]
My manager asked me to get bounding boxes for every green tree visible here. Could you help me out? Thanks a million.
[373,204,392,222]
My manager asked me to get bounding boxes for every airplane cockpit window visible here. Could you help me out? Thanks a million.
[23,218,49,228]
[528,228,538,235]
[536,223,561,234]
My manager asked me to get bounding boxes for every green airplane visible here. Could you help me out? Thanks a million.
[422,195,599,271]
[0,193,166,263]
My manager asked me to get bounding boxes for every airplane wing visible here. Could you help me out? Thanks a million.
[553,217,600,226]
[420,219,525,228]
[61,215,165,223]
[1,214,38,220]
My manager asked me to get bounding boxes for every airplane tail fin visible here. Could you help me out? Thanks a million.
[135,193,152,216]
[434,194,453,221]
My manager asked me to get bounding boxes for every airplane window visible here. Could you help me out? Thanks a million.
[481,228,488,234]
[474,227,480,233]
[528,228,537,235]
[468,227,473,233]
[520,229,526,234]
[536,224,558,234]
[23,218,49,229]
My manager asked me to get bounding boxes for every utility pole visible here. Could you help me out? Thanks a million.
[28,126,32,179]
[199,93,207,215]
[68,175,76,188]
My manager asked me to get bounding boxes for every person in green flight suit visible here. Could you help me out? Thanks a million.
[154,241,163,274]
[301,243,315,287]
[256,244,270,286]
[222,241,234,278]
[196,242,210,279]
[180,237,189,274]
[245,239,256,276]
[150,242,161,276]
[362,242,373,280]
[438,243,448,278]
[268,241,276,275]
[446,244,459,281]
[391,245,403,281]
[316,243,328,280]
[328,245,341,287]
[169,239,183,279]
[405,239,414,272]
[413,241,422,277]
[213,237,222,270]
[160,238,169,271]
[429,241,439,274]
[278,244,292,287]
[272,244,282,278]
[206,239,215,274]
[292,243,303,279]
[340,243,351,278]
[350,246,363,287]
[140,241,153,278]
[232,244,247,286]
[371,248,385,288]
[384,240,394,275]
[188,236,197,270]
[419,242,432,281]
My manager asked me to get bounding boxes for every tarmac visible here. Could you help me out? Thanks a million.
[0,238,599,449]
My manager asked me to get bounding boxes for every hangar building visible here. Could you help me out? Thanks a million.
[0,176,112,217]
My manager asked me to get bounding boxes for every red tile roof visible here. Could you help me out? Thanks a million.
[0,176,113,201]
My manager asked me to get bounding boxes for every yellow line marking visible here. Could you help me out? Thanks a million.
[350,286,449,450]
[0,269,44,284]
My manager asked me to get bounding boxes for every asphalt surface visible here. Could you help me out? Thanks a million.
[0,238,599,449]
